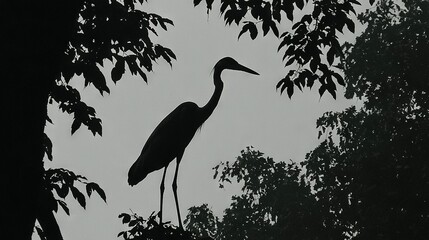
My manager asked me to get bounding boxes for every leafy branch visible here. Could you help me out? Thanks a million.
[118,211,196,240]
[194,0,373,98]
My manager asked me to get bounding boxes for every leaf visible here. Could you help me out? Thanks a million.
[86,183,93,197]
[285,56,295,66]
[128,219,138,227]
[319,84,327,97]
[46,114,53,124]
[369,0,375,5]
[296,0,304,10]
[251,6,262,19]
[302,14,312,24]
[88,118,102,136]
[220,2,228,14]
[150,18,158,26]
[327,46,336,66]
[276,79,285,93]
[332,72,345,86]
[137,68,148,83]
[224,9,235,25]
[57,200,70,215]
[159,19,168,31]
[278,37,288,52]
[119,213,131,224]
[287,83,294,99]
[308,73,317,89]
[312,5,322,18]
[125,56,139,74]
[294,74,306,91]
[163,18,174,26]
[285,2,294,21]
[87,182,107,202]
[83,64,110,95]
[193,0,203,6]
[164,47,176,60]
[238,22,253,39]
[111,57,125,83]
[43,133,53,161]
[277,76,293,96]
[56,183,70,198]
[249,22,258,40]
[262,20,270,36]
[71,186,86,209]
[328,89,337,99]
[270,21,279,37]
[285,45,295,56]
[310,58,319,73]
[71,119,81,135]
[273,4,281,22]
[345,18,355,33]
[327,87,336,99]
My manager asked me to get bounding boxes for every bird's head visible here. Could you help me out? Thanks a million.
[214,57,259,75]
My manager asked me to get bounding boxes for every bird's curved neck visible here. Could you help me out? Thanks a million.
[200,68,224,123]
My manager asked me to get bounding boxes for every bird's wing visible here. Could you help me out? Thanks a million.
[128,102,201,185]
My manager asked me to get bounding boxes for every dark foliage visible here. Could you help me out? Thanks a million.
[118,211,204,240]
[50,0,175,136]
[187,1,429,239]
[304,0,429,238]
[194,0,374,98]
[185,147,327,240]
[34,168,106,240]
[185,204,219,239]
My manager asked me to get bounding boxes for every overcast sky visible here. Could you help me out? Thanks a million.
[43,1,362,239]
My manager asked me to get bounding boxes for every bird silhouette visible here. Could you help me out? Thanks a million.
[128,57,259,229]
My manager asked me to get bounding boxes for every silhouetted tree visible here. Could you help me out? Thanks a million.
[304,0,429,238]
[187,2,429,238]
[184,204,219,239]
[194,0,376,98]
[185,147,327,240]
[2,1,174,239]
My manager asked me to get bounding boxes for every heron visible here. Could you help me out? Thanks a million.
[127,57,259,229]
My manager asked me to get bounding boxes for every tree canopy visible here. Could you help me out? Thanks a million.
[185,0,429,239]
[305,0,429,238]
[185,147,327,240]
[50,0,175,137]
[194,0,376,98]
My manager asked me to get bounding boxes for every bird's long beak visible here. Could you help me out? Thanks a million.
[235,63,259,75]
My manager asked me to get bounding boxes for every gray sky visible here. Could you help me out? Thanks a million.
[43,1,360,239]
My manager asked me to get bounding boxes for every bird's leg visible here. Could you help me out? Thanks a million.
[159,166,168,226]
[172,153,184,230]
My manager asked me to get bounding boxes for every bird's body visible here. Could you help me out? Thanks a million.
[128,102,201,186]
[128,57,258,229]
